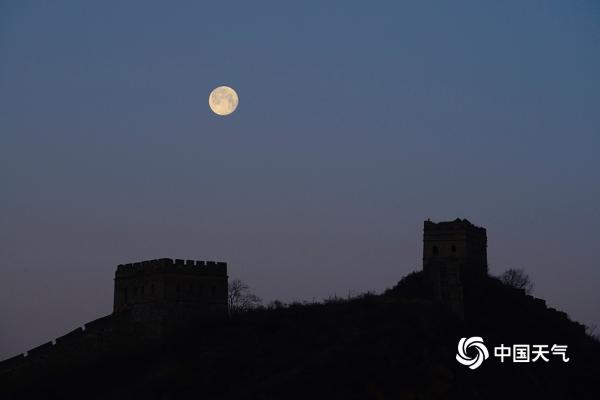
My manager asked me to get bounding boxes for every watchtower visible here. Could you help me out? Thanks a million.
[422,218,488,316]
[113,258,228,335]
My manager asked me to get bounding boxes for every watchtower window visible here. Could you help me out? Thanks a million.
[432,246,439,255]
[451,245,457,253]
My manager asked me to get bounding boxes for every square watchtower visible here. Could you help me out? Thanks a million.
[423,218,487,278]
[113,258,228,335]
[422,218,488,316]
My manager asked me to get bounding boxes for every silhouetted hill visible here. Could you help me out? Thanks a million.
[1,272,599,399]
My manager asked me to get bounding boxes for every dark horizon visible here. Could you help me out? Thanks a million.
[1,0,600,360]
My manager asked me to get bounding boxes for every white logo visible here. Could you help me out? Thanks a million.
[456,336,490,370]
[456,338,569,369]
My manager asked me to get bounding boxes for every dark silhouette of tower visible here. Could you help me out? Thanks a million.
[422,218,488,316]
[114,258,228,335]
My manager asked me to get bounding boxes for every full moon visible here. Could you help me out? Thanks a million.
[209,86,238,116]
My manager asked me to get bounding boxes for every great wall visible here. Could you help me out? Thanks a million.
[0,221,589,379]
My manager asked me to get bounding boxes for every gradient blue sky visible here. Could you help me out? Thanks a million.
[1,0,599,359]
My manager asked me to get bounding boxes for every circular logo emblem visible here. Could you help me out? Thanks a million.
[456,337,489,370]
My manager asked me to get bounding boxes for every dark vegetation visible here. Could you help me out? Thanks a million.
[228,278,263,314]
[1,271,599,400]
[500,268,534,294]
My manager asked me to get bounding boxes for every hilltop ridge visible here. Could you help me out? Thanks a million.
[2,220,598,399]
[1,271,598,400]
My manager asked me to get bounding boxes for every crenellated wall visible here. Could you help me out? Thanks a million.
[114,258,228,336]
[114,258,227,312]
[116,258,227,278]
[498,287,587,335]
[0,258,230,377]
[0,314,119,376]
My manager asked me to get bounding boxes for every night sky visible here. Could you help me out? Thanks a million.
[1,1,599,359]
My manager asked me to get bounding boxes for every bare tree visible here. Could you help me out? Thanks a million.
[228,278,262,314]
[500,268,534,294]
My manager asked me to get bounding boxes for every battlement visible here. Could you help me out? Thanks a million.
[116,258,227,277]
[423,218,486,238]
[113,258,229,320]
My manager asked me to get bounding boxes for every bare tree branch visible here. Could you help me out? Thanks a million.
[500,268,534,295]
[228,278,262,314]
